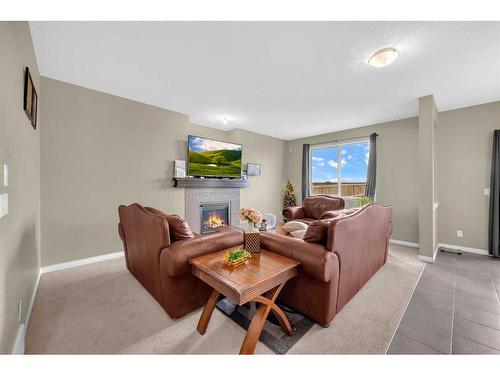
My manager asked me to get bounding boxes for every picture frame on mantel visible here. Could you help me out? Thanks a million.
[246,163,261,176]
[23,67,38,129]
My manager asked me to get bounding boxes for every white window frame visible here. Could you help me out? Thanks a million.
[309,137,369,197]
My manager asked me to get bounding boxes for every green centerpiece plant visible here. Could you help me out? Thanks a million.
[223,247,251,267]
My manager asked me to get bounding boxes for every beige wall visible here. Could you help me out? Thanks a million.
[287,117,420,243]
[0,22,41,353]
[287,100,500,252]
[40,78,287,266]
[437,101,500,251]
[227,128,287,216]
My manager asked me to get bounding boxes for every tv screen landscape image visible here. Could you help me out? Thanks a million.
[188,135,242,178]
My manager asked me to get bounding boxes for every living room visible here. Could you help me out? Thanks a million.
[1,1,500,373]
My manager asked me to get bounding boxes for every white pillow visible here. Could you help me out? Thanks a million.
[290,229,307,239]
[282,220,308,233]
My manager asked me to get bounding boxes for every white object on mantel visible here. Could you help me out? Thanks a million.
[173,160,186,178]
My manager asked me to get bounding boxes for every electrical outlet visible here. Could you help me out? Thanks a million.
[457,230,463,238]
[17,299,23,322]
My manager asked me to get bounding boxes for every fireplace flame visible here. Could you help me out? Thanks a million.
[204,212,225,229]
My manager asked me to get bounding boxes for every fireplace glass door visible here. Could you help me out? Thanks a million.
[200,202,230,234]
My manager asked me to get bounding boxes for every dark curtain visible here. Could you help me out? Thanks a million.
[364,133,378,199]
[302,144,310,201]
[488,130,500,257]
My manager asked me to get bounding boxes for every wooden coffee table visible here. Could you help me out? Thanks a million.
[190,249,300,354]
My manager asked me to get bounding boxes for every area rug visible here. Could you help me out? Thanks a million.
[216,298,315,354]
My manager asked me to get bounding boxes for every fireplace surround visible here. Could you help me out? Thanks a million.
[185,188,240,234]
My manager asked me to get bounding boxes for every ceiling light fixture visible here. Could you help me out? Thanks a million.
[221,116,229,126]
[368,47,399,68]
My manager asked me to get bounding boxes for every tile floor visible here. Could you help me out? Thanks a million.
[387,249,500,354]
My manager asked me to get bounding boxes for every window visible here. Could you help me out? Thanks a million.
[310,138,370,197]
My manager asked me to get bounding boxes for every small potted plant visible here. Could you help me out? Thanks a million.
[223,247,251,267]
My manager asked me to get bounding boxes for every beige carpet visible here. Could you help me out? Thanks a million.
[25,244,423,354]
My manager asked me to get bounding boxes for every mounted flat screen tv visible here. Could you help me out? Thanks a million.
[187,135,242,178]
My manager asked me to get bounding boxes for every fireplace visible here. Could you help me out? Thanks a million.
[200,202,230,234]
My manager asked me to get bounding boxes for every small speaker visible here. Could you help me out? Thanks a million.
[174,160,186,178]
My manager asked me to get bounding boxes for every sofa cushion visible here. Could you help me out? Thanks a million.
[302,195,344,219]
[282,220,308,233]
[290,229,307,239]
[319,210,345,220]
[165,215,194,241]
[303,219,332,245]
[145,207,195,242]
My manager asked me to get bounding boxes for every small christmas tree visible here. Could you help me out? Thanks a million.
[282,180,297,209]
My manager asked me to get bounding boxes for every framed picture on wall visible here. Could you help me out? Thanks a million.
[247,163,261,176]
[23,67,38,129]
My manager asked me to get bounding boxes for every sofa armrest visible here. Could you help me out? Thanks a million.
[160,229,243,277]
[282,206,305,221]
[260,232,339,283]
[319,210,344,220]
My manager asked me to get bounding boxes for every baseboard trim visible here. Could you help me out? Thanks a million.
[389,239,419,248]
[418,254,436,263]
[438,243,489,256]
[41,251,124,274]
[389,239,490,259]
[11,269,41,354]
[417,243,441,263]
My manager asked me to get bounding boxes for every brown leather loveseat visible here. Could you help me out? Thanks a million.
[283,195,345,224]
[263,203,393,327]
[118,203,243,319]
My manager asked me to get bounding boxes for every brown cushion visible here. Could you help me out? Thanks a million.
[342,208,360,215]
[319,210,345,220]
[303,219,332,245]
[165,214,194,241]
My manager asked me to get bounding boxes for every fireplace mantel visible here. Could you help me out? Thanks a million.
[173,178,250,189]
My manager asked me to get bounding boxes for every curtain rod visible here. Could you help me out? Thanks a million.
[308,133,377,147]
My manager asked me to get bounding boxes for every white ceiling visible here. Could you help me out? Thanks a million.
[30,22,500,140]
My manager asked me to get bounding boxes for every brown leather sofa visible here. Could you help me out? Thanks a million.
[118,202,391,328]
[263,203,393,327]
[282,195,345,224]
[118,203,243,319]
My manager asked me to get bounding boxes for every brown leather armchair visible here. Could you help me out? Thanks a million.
[263,203,392,327]
[118,203,243,319]
[282,195,345,224]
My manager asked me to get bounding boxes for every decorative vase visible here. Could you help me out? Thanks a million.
[247,221,256,232]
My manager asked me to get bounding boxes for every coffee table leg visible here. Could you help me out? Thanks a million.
[240,282,292,354]
[197,289,220,335]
